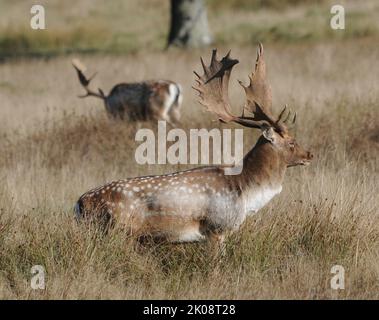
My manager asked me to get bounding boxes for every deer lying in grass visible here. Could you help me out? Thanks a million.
[72,60,182,126]
[74,44,313,247]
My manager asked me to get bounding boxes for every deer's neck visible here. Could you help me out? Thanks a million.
[230,137,287,192]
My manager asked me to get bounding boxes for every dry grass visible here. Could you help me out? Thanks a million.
[1,0,379,299]
[0,36,378,299]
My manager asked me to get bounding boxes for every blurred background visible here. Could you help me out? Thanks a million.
[0,0,378,58]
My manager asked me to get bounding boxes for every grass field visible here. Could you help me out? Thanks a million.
[0,0,378,299]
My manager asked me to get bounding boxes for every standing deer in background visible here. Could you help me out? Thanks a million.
[74,44,313,247]
[72,60,183,126]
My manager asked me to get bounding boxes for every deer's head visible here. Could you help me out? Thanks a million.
[260,126,313,167]
[193,44,313,168]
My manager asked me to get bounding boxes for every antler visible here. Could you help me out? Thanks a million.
[72,59,104,99]
[193,49,265,129]
[194,44,296,133]
[239,44,274,124]
[193,50,238,122]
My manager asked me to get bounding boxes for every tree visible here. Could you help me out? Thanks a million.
[168,0,212,48]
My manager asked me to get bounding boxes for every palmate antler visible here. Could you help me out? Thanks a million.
[72,59,105,99]
[193,50,239,123]
[193,44,296,133]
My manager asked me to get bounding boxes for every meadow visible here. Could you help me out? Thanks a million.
[0,0,378,299]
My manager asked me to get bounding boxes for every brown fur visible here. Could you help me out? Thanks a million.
[104,80,182,124]
[75,132,312,243]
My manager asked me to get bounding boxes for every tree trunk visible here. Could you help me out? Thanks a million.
[168,0,212,48]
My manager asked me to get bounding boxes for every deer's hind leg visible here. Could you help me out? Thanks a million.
[200,219,227,258]
[141,215,206,244]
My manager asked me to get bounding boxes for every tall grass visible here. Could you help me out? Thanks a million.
[0,39,378,298]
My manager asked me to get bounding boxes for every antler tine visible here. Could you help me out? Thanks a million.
[275,103,297,130]
[257,42,263,60]
[276,105,287,123]
[284,113,297,130]
[200,57,207,74]
[193,70,201,79]
[286,111,297,130]
[283,109,292,123]
[211,48,218,63]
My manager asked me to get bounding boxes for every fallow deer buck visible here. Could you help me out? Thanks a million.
[72,59,182,126]
[74,44,313,247]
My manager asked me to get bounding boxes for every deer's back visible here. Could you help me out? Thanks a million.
[105,80,179,121]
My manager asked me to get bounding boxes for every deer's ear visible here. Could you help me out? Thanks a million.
[262,127,276,144]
